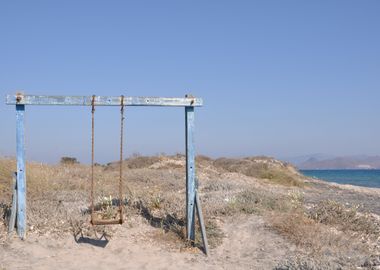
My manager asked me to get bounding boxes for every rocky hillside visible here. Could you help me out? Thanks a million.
[299,155,380,169]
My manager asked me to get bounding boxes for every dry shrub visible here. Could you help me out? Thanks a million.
[27,163,90,195]
[0,159,57,195]
[213,157,253,172]
[361,255,380,269]
[27,190,89,235]
[196,219,224,249]
[270,211,326,250]
[1,160,81,196]
[134,197,224,249]
[274,256,344,270]
[202,180,236,192]
[309,200,380,237]
[269,210,372,268]
[0,159,13,236]
[124,156,162,169]
[227,190,261,214]
[232,190,290,214]
[269,198,380,268]
[0,158,15,199]
[287,190,304,209]
[151,217,224,251]
[195,155,213,163]
[274,255,380,270]
[209,190,292,216]
[60,157,79,165]
[213,157,304,187]
[258,169,304,187]
[0,202,10,227]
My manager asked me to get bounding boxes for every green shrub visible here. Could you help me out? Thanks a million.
[60,157,79,165]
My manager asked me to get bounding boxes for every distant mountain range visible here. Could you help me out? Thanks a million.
[282,154,380,170]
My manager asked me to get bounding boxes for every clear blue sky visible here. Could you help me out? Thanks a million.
[1,1,379,164]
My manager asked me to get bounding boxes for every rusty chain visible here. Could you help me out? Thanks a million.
[91,95,95,224]
[90,95,125,225]
[119,95,124,223]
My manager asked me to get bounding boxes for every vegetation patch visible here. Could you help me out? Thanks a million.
[309,200,380,237]
[134,199,224,249]
[60,157,79,165]
[268,210,369,267]
[124,156,162,169]
[1,155,378,266]
[213,157,304,187]
[224,190,292,215]
[268,199,379,268]
[210,189,301,218]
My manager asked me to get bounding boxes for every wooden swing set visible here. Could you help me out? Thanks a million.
[6,93,209,255]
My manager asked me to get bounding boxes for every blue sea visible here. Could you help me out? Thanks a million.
[300,170,380,188]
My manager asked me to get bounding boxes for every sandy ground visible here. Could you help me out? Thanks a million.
[1,156,380,269]
[0,215,296,270]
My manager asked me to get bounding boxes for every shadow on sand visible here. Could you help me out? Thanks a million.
[74,232,109,248]
[135,201,185,237]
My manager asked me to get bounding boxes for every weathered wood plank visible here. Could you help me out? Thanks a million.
[195,190,209,256]
[6,95,203,107]
[185,106,196,241]
[8,172,17,234]
[16,105,26,239]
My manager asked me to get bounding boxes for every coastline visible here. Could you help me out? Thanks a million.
[305,177,380,195]
[300,169,380,189]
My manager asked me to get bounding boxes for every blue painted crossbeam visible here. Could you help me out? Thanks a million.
[6,94,203,107]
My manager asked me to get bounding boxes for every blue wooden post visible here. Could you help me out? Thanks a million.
[16,104,26,239]
[185,106,196,241]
